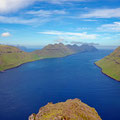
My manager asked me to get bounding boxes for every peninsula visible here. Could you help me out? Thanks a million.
[29,99,102,120]
[0,43,97,71]
[95,46,120,81]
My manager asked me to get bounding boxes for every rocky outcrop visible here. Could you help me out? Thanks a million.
[29,99,102,120]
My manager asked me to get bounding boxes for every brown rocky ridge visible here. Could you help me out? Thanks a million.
[29,98,102,120]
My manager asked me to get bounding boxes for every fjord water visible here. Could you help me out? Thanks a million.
[0,50,120,120]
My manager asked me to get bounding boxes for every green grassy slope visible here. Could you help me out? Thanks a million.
[95,47,120,81]
[0,44,73,71]
[0,45,40,71]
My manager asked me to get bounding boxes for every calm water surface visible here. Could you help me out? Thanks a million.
[0,50,120,120]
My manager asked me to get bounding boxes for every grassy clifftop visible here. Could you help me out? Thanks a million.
[95,47,120,81]
[29,99,101,120]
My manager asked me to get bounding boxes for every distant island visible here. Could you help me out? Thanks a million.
[29,99,101,120]
[0,43,97,72]
[95,46,120,81]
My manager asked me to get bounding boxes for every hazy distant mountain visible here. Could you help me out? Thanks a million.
[15,45,39,52]
[67,44,97,53]
[66,44,81,52]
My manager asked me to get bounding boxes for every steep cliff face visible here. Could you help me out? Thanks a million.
[29,99,102,120]
[95,46,120,81]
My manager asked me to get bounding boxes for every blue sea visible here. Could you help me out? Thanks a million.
[0,50,120,120]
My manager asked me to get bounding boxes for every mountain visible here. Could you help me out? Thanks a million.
[15,45,28,52]
[0,45,40,71]
[66,44,81,52]
[15,45,39,52]
[33,43,74,58]
[29,99,101,120]
[79,44,98,52]
[33,43,97,58]
[0,43,97,71]
[95,46,120,81]
[67,44,97,53]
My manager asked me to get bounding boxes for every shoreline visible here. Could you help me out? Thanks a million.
[0,53,74,73]
[0,51,97,73]
[94,63,120,82]
[0,58,42,73]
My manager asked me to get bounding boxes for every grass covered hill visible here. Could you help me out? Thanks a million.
[95,46,120,81]
[29,99,102,120]
[33,43,74,58]
[0,45,40,71]
[0,43,97,71]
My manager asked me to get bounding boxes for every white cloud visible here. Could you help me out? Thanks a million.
[1,32,11,37]
[0,0,36,14]
[0,0,89,14]
[0,15,49,24]
[43,0,88,4]
[55,38,65,43]
[26,10,67,17]
[39,31,97,39]
[76,27,90,30]
[98,22,120,32]
[82,19,97,21]
[80,8,120,18]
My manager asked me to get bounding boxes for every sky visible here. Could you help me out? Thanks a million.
[0,0,120,48]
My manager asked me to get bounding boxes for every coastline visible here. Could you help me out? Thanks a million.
[0,58,41,73]
[94,63,120,82]
[0,51,97,73]
[0,53,74,73]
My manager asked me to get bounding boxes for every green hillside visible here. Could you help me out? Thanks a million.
[0,43,97,71]
[0,45,40,71]
[95,47,120,81]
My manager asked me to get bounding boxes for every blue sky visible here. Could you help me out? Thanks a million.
[0,0,120,48]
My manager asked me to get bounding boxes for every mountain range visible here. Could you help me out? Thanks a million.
[0,43,97,71]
